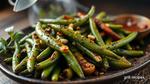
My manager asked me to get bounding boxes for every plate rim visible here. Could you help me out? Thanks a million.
[0,59,149,84]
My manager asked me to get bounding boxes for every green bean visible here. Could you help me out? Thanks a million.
[15,56,28,73]
[125,44,132,50]
[113,49,144,57]
[40,15,75,25]
[107,24,123,29]
[62,68,73,80]
[51,66,61,81]
[25,43,34,72]
[19,32,34,44]
[4,57,12,64]
[118,32,132,50]
[74,42,102,63]
[36,23,85,78]
[96,11,106,21]
[7,44,25,50]
[89,18,104,45]
[36,47,53,62]
[25,43,32,57]
[25,38,34,45]
[49,24,121,59]
[113,28,131,35]
[40,19,76,25]
[102,57,110,70]
[74,6,95,26]
[40,6,95,26]
[34,70,41,78]
[27,47,38,72]
[27,34,40,72]
[36,51,60,70]
[12,41,21,72]
[101,37,111,70]
[107,56,132,69]
[89,18,112,71]
[95,12,112,23]
[49,24,133,66]
[106,32,137,50]
[41,63,57,79]
[20,69,30,75]
[102,17,112,23]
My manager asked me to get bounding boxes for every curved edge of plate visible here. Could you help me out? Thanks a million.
[0,58,149,84]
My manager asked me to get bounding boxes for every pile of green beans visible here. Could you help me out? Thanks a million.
[1,6,144,81]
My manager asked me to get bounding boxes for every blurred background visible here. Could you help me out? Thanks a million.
[0,0,150,29]
[0,0,150,84]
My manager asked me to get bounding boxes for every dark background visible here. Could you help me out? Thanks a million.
[78,0,150,17]
[0,0,9,9]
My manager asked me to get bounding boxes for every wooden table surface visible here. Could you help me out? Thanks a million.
[0,2,150,84]
[0,7,29,84]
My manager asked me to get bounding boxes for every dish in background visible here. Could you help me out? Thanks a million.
[28,0,77,25]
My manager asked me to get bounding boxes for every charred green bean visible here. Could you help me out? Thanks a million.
[36,47,53,62]
[36,23,85,78]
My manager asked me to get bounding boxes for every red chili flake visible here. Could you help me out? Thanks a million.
[94,18,121,40]
[63,15,73,20]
